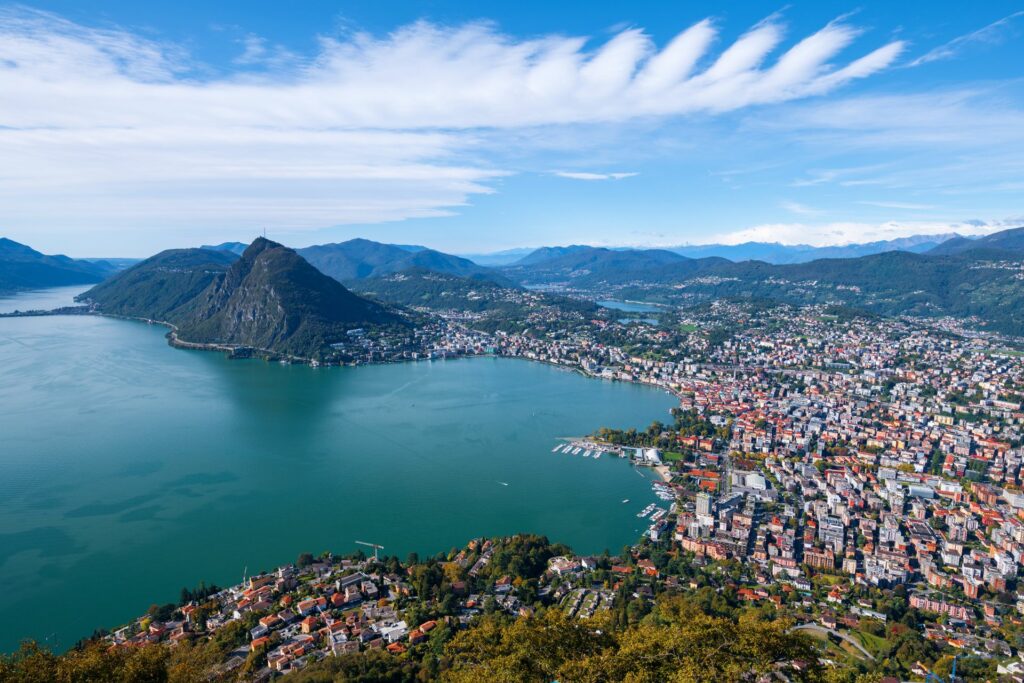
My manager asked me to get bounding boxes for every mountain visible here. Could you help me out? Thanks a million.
[593,248,1024,335]
[502,245,723,288]
[352,267,519,313]
[178,238,404,356]
[298,238,509,284]
[81,257,140,272]
[351,266,598,335]
[666,234,953,264]
[200,242,249,256]
[0,238,112,293]
[82,238,404,358]
[457,247,536,267]
[927,227,1024,255]
[78,247,240,321]
[510,245,600,266]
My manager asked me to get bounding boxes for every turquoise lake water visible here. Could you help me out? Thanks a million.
[0,297,675,651]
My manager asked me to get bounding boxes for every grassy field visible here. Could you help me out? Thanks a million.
[853,629,891,658]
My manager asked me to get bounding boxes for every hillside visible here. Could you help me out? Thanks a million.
[199,241,249,256]
[176,238,406,357]
[351,267,598,332]
[500,238,1024,334]
[78,248,240,321]
[502,246,718,288]
[0,238,112,294]
[298,238,508,284]
[82,239,407,358]
[928,226,1024,255]
[599,249,1024,335]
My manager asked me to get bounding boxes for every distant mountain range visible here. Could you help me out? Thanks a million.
[9,226,1024,339]
[663,234,956,264]
[81,238,404,359]
[459,233,958,266]
[926,227,1024,256]
[494,227,1024,334]
[500,245,721,288]
[296,238,510,285]
[0,238,115,294]
[456,247,535,266]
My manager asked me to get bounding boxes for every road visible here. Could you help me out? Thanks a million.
[792,623,876,661]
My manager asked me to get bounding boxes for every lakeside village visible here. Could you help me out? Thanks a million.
[76,302,1024,680]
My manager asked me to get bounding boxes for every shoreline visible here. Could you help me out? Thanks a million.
[0,308,683,401]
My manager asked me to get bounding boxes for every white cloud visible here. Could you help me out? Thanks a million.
[779,200,823,216]
[0,8,903,237]
[709,218,1020,247]
[553,171,637,181]
[859,201,935,210]
[909,12,1024,67]
[233,34,298,69]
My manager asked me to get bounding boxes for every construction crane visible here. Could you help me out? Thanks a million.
[926,656,958,683]
[355,540,384,562]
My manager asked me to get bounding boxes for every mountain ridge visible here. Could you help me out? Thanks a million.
[81,239,406,359]
[0,237,113,294]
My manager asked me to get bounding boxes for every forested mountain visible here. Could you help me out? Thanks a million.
[78,248,239,321]
[0,238,112,294]
[179,238,404,356]
[927,226,1024,255]
[298,238,509,284]
[503,231,1024,335]
[502,245,721,288]
[81,239,405,358]
[350,267,598,333]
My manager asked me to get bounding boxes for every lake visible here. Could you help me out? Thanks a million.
[0,297,675,651]
[597,300,663,313]
[0,285,89,314]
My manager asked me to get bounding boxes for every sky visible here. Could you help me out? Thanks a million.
[1,1,1023,257]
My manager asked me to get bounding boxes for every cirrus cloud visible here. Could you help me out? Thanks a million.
[0,7,904,240]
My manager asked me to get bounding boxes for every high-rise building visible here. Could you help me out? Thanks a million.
[696,492,714,517]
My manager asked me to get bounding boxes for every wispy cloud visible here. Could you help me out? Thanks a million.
[859,200,935,210]
[232,34,298,69]
[0,7,904,236]
[553,171,637,181]
[909,11,1024,66]
[780,200,824,216]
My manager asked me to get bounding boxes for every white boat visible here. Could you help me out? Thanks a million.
[622,498,629,503]
[583,450,592,457]
[573,448,581,455]
[552,445,562,453]
[593,452,602,459]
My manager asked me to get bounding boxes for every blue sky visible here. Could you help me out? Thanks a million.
[1,1,1022,256]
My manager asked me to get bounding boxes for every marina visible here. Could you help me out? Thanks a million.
[637,503,657,518]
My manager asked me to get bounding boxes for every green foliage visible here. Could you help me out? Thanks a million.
[443,595,823,683]
[80,247,237,322]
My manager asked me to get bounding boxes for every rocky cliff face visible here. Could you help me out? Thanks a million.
[176,238,405,356]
